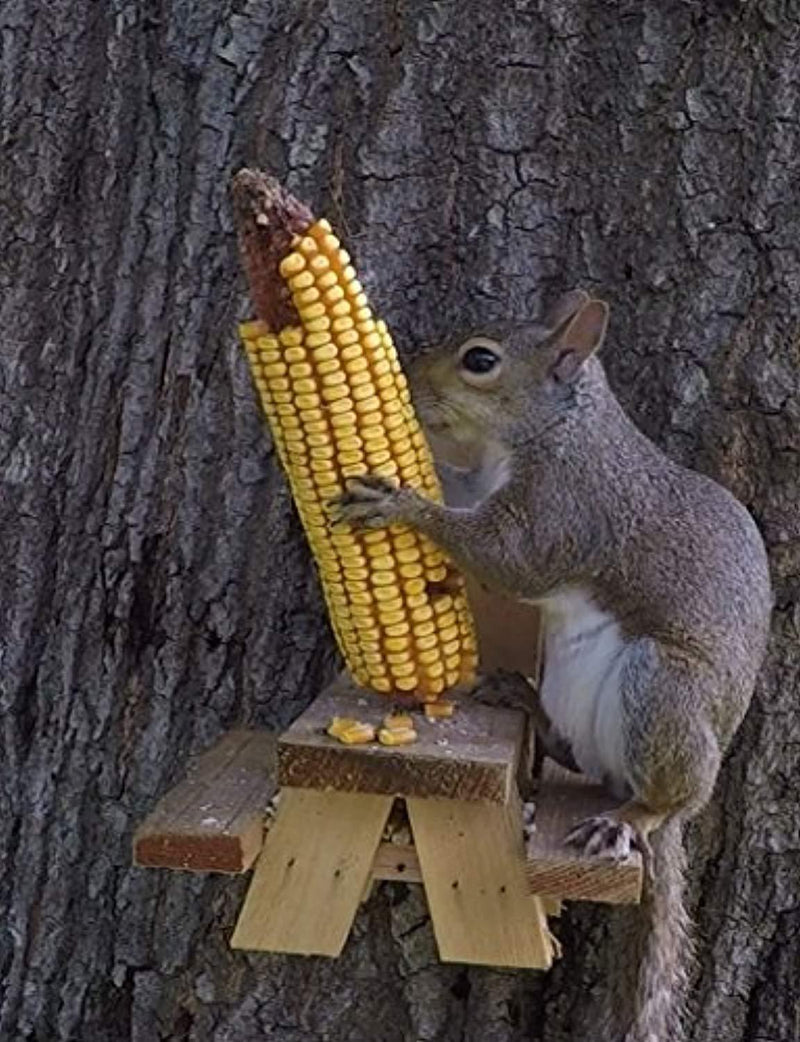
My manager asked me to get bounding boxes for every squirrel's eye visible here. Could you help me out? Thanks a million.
[460,346,500,375]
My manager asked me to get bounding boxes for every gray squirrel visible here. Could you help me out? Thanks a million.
[334,290,772,1042]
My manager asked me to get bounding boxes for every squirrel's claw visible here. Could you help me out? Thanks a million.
[329,474,404,529]
[344,474,401,497]
[564,814,643,862]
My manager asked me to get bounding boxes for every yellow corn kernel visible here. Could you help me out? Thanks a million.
[390,662,417,678]
[316,270,338,290]
[424,700,456,720]
[294,287,320,307]
[336,330,360,347]
[377,725,417,746]
[290,271,315,291]
[385,622,410,638]
[326,716,358,738]
[337,722,377,745]
[383,712,414,731]
[279,327,304,346]
[422,678,445,699]
[329,407,358,425]
[279,253,305,277]
[385,650,412,665]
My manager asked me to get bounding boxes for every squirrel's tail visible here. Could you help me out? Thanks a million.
[609,817,692,1042]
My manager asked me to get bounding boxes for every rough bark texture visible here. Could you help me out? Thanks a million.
[1,2,798,1041]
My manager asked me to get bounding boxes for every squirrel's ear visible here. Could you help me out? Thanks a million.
[548,299,609,382]
[544,289,591,332]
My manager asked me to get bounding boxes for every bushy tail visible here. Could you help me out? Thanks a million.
[606,818,693,1042]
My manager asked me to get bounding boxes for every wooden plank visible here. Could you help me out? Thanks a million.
[371,842,422,884]
[230,788,393,955]
[279,685,524,803]
[407,795,554,969]
[540,896,563,917]
[466,579,541,678]
[525,762,643,904]
[466,581,541,799]
[133,730,276,873]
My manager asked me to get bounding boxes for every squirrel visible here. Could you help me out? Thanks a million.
[333,290,772,1042]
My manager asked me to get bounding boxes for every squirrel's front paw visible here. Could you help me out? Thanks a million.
[331,474,414,529]
[564,814,643,862]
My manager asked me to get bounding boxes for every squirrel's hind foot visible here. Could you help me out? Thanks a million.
[564,815,644,862]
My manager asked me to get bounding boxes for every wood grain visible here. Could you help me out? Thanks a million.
[371,841,422,884]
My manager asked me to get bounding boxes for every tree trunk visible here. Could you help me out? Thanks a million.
[2,2,798,1040]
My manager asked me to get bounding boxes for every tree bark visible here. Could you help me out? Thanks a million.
[1,2,798,1041]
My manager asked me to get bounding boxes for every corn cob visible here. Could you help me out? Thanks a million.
[233,170,477,701]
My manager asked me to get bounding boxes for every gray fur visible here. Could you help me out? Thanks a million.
[336,293,772,1042]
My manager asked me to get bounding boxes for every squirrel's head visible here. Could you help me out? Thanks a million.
[410,290,610,454]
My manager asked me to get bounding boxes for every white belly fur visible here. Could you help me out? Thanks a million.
[537,587,629,790]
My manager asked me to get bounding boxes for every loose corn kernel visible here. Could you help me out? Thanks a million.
[424,700,456,719]
[337,722,377,745]
[327,716,359,739]
[378,726,418,746]
[383,712,414,731]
